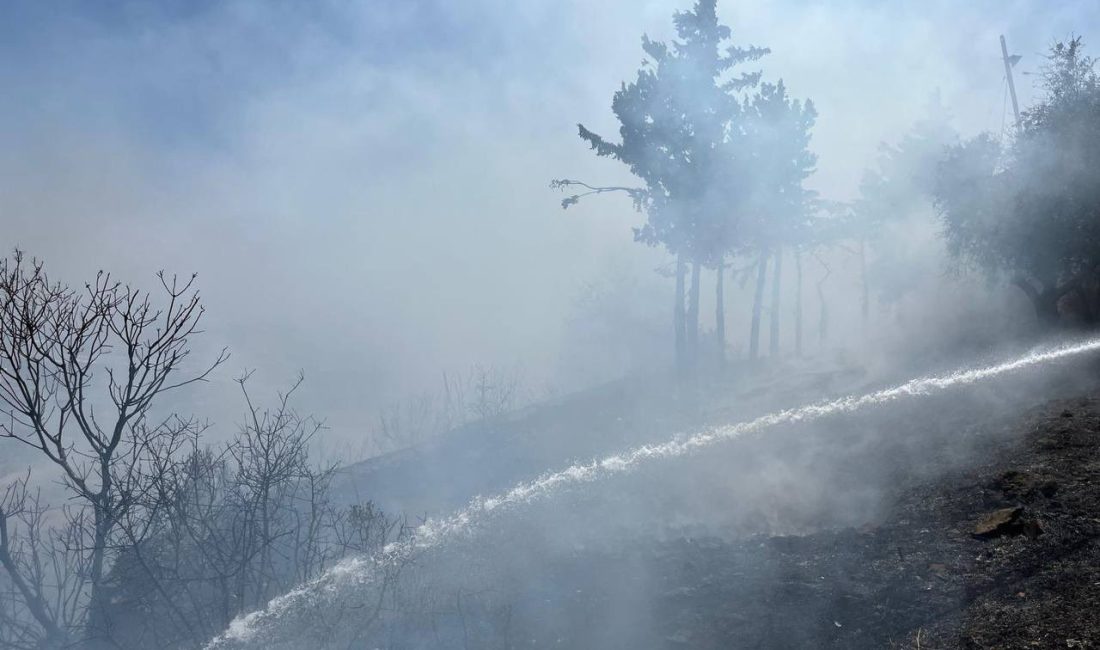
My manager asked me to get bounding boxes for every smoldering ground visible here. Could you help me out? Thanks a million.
[206,340,1100,649]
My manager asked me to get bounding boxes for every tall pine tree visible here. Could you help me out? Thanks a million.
[571,0,767,372]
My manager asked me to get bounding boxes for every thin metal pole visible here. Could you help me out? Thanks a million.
[1001,35,1021,128]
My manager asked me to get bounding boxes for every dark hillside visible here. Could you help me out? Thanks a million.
[629,393,1100,648]
[463,381,1100,648]
[333,359,869,515]
[328,356,1100,649]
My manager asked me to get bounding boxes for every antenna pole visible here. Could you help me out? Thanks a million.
[1001,34,1022,128]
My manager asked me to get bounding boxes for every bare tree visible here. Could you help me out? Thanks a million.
[0,476,75,649]
[0,251,226,647]
[372,364,526,454]
[466,364,522,422]
[96,373,406,649]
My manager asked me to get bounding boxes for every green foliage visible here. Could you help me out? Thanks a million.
[575,0,769,264]
[742,79,818,252]
[859,92,958,229]
[557,0,819,366]
[938,38,1100,320]
[852,93,959,303]
[937,134,1006,273]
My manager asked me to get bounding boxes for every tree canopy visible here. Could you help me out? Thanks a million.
[741,79,818,255]
[938,38,1100,325]
[556,0,817,368]
[573,0,768,264]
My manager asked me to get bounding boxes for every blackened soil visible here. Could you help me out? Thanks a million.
[489,392,1100,649]
[647,395,1100,649]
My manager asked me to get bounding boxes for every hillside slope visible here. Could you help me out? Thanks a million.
[504,391,1100,648]
[333,360,870,515]
[223,351,1100,649]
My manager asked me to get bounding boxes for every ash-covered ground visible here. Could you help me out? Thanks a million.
[298,354,1100,650]
[523,392,1100,649]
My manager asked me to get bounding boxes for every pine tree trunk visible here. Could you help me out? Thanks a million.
[749,250,769,361]
[674,253,687,374]
[688,259,701,370]
[715,259,726,365]
[859,238,869,334]
[769,246,783,358]
[817,262,830,346]
[794,248,803,358]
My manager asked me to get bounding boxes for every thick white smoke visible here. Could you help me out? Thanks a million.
[205,336,1100,649]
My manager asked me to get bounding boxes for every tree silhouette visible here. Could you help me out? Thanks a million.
[741,80,817,359]
[853,92,958,325]
[557,0,767,372]
[938,38,1100,327]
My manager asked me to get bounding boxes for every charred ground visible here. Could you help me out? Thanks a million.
[306,353,1100,650]
[497,389,1100,649]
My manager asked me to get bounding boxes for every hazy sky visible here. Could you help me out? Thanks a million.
[2,0,1097,445]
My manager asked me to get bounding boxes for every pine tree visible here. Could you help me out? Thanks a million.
[566,0,767,372]
[742,80,817,360]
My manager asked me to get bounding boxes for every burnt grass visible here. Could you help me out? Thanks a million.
[341,356,1100,650]
[659,406,1100,649]
[536,395,1100,649]
[455,385,1100,650]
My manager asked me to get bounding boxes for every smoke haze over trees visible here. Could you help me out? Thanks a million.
[3,0,1096,432]
[6,1,1100,648]
[939,38,1100,327]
